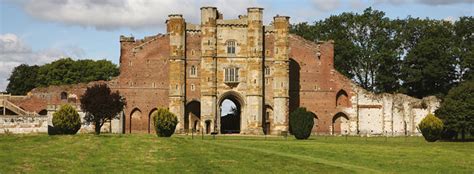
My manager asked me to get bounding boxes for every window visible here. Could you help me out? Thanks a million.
[224,67,239,83]
[191,84,195,91]
[60,92,68,100]
[265,66,271,76]
[227,40,236,54]
[190,65,197,77]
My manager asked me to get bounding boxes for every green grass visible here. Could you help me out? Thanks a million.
[0,134,472,173]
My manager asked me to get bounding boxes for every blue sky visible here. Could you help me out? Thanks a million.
[0,0,473,91]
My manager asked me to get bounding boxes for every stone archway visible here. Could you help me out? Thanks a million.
[218,91,244,134]
[336,90,349,107]
[311,112,318,133]
[332,112,349,135]
[148,109,158,134]
[185,101,201,133]
[129,108,143,133]
[263,105,273,135]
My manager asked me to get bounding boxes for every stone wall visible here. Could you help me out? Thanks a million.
[0,115,48,134]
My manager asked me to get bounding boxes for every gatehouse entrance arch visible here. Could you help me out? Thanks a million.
[185,101,201,133]
[218,91,244,134]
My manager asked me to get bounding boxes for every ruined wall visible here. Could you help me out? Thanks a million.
[289,34,353,134]
[119,34,170,133]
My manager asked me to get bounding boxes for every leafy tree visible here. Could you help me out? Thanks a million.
[6,58,119,95]
[52,104,81,135]
[153,108,178,137]
[80,84,125,135]
[6,64,39,95]
[291,8,403,93]
[435,80,474,141]
[289,107,314,140]
[400,19,456,98]
[417,113,444,142]
[453,17,474,82]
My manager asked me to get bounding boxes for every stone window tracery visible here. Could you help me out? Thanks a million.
[227,40,236,54]
[224,67,239,83]
[190,65,197,77]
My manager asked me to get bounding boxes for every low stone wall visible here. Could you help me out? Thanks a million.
[0,115,48,134]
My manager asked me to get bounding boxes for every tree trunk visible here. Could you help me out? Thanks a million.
[95,121,101,135]
[461,129,465,141]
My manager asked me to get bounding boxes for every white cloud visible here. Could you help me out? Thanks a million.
[312,0,341,11]
[9,0,261,31]
[375,0,472,5]
[0,33,85,91]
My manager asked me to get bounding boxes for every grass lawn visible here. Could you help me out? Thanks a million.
[0,134,472,173]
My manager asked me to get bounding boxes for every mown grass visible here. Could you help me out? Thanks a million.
[0,134,472,173]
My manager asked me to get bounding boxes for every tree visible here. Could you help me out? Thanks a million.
[152,108,178,137]
[453,17,474,82]
[6,64,39,95]
[289,107,314,140]
[6,58,119,95]
[417,113,444,142]
[400,19,456,98]
[435,80,474,141]
[80,83,125,135]
[52,104,81,135]
[291,8,403,93]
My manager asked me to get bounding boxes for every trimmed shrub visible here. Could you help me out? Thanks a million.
[52,104,81,135]
[153,108,178,137]
[289,107,314,140]
[418,113,444,142]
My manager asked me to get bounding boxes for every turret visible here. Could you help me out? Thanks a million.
[167,14,186,131]
[272,15,290,134]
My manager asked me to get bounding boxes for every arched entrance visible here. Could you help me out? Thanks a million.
[130,108,142,133]
[219,91,244,134]
[185,101,201,133]
[332,112,349,135]
[148,109,158,134]
[311,112,318,133]
[263,105,273,135]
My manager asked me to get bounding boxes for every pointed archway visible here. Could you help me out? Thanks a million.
[185,101,201,133]
[218,91,244,134]
[332,112,349,135]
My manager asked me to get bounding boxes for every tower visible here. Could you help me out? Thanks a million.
[246,7,264,134]
[272,15,290,133]
[200,7,218,133]
[167,14,186,131]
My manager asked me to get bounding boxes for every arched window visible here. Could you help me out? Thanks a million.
[60,92,68,100]
[227,40,236,54]
[190,65,197,77]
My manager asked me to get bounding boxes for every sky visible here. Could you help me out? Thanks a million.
[0,0,473,92]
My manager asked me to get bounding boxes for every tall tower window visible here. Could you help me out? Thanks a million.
[190,65,197,77]
[224,67,239,83]
[227,40,236,54]
[265,66,271,76]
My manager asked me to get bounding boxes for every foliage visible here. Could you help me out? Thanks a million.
[417,113,444,142]
[52,104,81,135]
[289,107,314,140]
[6,64,39,95]
[291,9,472,98]
[6,58,119,95]
[435,80,474,141]
[152,108,178,137]
[291,8,403,93]
[400,19,456,98]
[80,84,125,135]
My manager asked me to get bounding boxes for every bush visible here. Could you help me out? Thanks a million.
[289,107,314,140]
[52,104,81,135]
[418,113,444,142]
[152,108,178,137]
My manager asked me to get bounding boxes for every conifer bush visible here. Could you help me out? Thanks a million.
[153,108,178,137]
[52,104,81,135]
[289,107,314,140]
[418,113,444,142]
